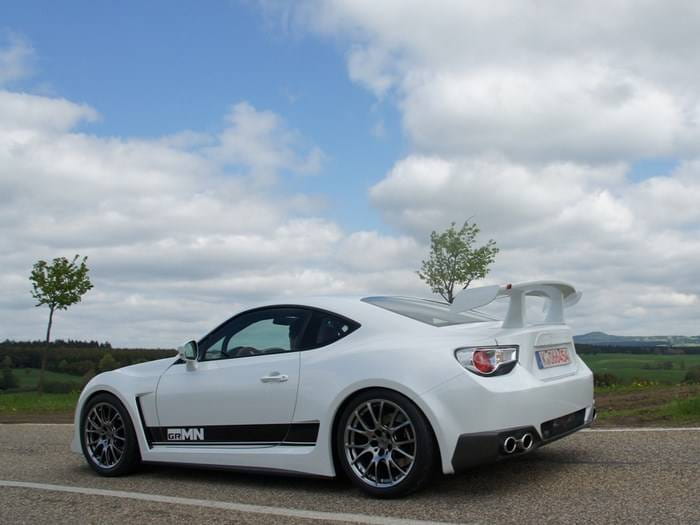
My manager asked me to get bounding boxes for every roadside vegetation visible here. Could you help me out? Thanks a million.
[577,352,700,426]
[2,341,699,425]
[0,340,175,422]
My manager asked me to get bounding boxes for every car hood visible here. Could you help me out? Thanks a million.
[114,356,178,378]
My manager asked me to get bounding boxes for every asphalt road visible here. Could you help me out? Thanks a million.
[0,425,699,524]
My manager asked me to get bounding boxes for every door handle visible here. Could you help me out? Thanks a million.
[260,372,289,383]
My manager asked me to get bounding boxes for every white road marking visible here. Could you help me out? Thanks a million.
[583,427,700,432]
[0,480,459,525]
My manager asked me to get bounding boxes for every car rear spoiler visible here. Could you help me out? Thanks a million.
[450,281,582,329]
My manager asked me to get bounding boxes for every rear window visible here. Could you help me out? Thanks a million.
[361,296,495,327]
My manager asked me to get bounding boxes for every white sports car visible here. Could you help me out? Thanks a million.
[72,281,595,497]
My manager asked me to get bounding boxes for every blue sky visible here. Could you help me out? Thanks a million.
[1,1,699,345]
[2,0,404,232]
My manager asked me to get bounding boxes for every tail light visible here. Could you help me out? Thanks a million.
[454,346,519,376]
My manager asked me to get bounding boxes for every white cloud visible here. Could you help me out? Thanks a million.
[0,34,33,86]
[290,1,700,163]
[4,8,700,346]
[208,102,325,183]
[0,90,98,134]
[335,231,421,271]
[277,1,700,335]
[0,73,421,346]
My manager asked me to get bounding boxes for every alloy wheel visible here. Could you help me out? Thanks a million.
[343,399,417,488]
[84,402,126,469]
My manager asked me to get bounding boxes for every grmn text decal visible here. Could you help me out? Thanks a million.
[166,428,204,441]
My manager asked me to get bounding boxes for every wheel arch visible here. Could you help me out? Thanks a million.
[76,385,148,458]
[328,385,442,477]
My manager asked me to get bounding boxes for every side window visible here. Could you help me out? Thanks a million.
[200,308,311,361]
[301,311,360,350]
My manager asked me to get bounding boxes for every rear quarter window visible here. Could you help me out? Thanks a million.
[300,311,360,349]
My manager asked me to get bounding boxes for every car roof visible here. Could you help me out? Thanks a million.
[250,295,385,324]
[248,295,488,329]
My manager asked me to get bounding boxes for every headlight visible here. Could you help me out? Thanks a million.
[454,346,519,376]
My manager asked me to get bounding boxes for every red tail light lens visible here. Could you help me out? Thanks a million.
[455,346,519,376]
[472,350,495,374]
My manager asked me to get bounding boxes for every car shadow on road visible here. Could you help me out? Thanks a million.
[88,446,586,503]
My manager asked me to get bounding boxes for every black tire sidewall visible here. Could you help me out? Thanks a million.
[335,388,436,498]
[80,392,140,476]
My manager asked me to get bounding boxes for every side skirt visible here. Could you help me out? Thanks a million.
[140,459,334,479]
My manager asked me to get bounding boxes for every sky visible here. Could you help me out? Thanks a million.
[1,1,699,347]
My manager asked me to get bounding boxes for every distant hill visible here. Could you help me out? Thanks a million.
[574,332,700,347]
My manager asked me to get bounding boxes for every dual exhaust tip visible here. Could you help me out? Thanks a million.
[503,433,534,454]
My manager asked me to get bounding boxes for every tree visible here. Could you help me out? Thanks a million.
[29,255,93,393]
[417,221,499,303]
[97,353,118,373]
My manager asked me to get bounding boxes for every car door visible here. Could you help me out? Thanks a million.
[153,307,311,446]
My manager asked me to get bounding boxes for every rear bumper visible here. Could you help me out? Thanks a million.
[450,407,594,472]
[421,356,595,474]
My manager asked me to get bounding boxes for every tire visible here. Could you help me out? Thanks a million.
[335,388,437,498]
[80,393,141,476]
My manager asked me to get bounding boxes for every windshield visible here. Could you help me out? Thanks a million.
[361,296,496,327]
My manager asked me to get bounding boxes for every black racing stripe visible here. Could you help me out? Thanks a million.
[147,422,320,445]
[284,422,319,443]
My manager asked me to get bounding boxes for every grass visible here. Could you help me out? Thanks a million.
[0,391,79,415]
[662,396,700,420]
[12,368,83,389]
[581,353,700,384]
[596,394,700,425]
[0,368,82,419]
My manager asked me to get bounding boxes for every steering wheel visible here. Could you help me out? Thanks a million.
[228,346,262,357]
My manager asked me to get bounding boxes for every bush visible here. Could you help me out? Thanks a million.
[0,367,18,390]
[64,360,97,376]
[683,366,700,384]
[43,381,76,394]
[97,353,118,373]
[669,396,700,417]
[594,372,620,387]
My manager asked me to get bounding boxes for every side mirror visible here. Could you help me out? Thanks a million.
[177,340,198,371]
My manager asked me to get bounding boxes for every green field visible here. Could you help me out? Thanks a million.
[0,391,79,414]
[581,353,700,384]
[0,368,83,418]
[11,368,84,390]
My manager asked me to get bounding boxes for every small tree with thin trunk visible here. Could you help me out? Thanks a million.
[29,255,93,393]
[417,221,499,303]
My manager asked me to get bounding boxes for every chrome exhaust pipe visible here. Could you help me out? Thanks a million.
[519,432,534,451]
[503,436,518,454]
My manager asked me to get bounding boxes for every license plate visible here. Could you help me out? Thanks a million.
[536,347,571,369]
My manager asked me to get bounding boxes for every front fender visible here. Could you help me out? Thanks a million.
[70,366,168,456]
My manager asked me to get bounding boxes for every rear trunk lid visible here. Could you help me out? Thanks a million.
[495,325,580,380]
